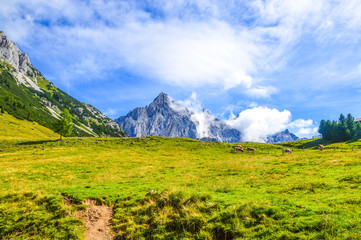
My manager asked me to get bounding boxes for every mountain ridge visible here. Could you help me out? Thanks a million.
[0,31,126,137]
[115,92,299,143]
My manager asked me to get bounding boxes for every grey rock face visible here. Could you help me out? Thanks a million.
[115,93,242,142]
[116,93,198,138]
[266,129,299,143]
[0,32,38,77]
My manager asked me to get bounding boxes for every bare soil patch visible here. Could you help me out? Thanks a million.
[77,199,114,240]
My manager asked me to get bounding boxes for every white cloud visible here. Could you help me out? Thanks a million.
[246,86,278,98]
[172,93,318,142]
[288,119,313,129]
[287,119,318,138]
[225,106,319,142]
[226,106,291,142]
[3,0,361,92]
[115,19,262,89]
[224,71,253,90]
[0,0,264,90]
[293,127,318,137]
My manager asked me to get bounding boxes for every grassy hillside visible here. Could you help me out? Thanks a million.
[1,136,361,239]
[0,112,59,141]
[0,60,126,137]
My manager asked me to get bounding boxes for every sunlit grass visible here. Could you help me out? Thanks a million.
[1,134,361,238]
[0,113,59,141]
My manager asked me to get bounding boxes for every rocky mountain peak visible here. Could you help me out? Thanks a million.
[266,129,299,143]
[0,31,38,77]
[0,31,15,48]
[150,92,171,107]
[116,93,300,143]
[115,92,242,141]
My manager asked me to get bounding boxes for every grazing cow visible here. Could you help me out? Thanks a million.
[247,147,256,152]
[233,145,244,152]
[283,148,292,154]
[319,144,324,151]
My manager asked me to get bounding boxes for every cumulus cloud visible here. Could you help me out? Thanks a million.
[226,107,319,142]
[226,106,291,142]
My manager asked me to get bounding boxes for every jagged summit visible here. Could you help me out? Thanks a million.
[149,92,172,109]
[153,92,169,102]
[0,31,39,78]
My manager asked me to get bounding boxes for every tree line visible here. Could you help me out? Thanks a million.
[318,113,361,142]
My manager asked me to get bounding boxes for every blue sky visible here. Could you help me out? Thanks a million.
[1,0,361,140]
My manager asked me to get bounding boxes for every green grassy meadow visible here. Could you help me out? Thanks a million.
[1,118,361,238]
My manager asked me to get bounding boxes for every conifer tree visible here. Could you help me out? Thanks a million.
[318,120,326,137]
[56,108,73,140]
[346,113,356,136]
[319,113,360,142]
[339,114,346,124]
[356,122,361,137]
[324,120,333,140]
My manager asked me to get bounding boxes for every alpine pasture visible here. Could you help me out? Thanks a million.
[1,117,361,239]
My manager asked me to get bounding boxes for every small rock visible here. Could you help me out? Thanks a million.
[146,190,157,196]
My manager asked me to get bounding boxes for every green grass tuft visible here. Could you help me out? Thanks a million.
[0,193,84,239]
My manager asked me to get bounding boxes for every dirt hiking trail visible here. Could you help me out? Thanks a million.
[78,199,114,240]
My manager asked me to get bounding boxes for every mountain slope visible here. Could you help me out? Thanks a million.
[0,112,59,141]
[115,92,242,142]
[0,31,126,137]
